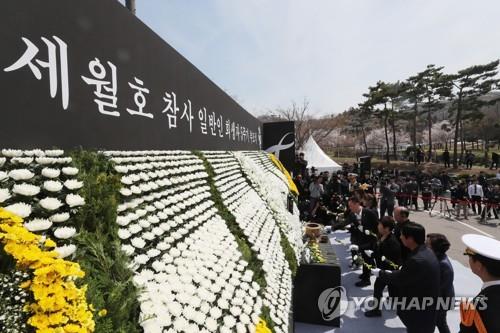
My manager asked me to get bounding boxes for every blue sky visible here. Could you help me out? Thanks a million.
[120,0,500,116]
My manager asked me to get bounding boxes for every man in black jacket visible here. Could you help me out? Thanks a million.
[365,216,402,317]
[347,196,379,287]
[460,234,500,333]
[375,222,440,333]
[380,179,398,218]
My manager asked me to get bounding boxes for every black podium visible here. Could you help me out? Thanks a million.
[293,242,342,328]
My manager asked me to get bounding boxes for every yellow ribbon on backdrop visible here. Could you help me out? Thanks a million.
[269,153,299,196]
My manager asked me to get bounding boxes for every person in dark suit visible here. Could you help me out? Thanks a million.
[365,216,402,317]
[374,222,440,333]
[346,196,379,287]
[426,233,455,333]
[379,179,398,218]
[460,234,500,333]
[393,206,412,262]
[442,149,450,168]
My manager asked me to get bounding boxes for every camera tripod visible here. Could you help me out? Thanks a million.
[429,193,454,218]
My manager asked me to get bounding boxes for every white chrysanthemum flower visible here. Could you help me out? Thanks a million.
[23,149,44,157]
[41,167,60,178]
[0,171,8,182]
[116,215,130,226]
[141,318,162,333]
[54,226,77,239]
[62,167,79,176]
[121,244,135,255]
[45,149,64,157]
[147,249,161,258]
[0,188,11,203]
[1,149,23,157]
[205,317,218,331]
[173,317,189,332]
[5,202,32,218]
[8,169,35,181]
[55,244,77,258]
[43,180,63,192]
[118,227,132,239]
[120,188,132,196]
[36,157,55,165]
[12,157,34,165]
[223,316,236,328]
[131,237,146,249]
[39,197,63,211]
[64,179,83,190]
[0,157,5,167]
[24,219,52,232]
[114,165,129,173]
[49,212,70,223]
[66,194,85,207]
[151,261,166,272]
[134,254,149,265]
[128,224,142,234]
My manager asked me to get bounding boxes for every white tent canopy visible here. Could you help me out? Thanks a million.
[302,136,342,173]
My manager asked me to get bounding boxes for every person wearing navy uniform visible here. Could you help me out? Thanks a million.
[460,234,500,333]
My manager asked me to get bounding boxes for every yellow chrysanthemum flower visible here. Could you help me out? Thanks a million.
[0,207,95,332]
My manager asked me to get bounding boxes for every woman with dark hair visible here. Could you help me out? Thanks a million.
[426,233,455,333]
[361,193,379,220]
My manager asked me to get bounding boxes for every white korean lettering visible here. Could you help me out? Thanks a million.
[162,91,179,128]
[127,77,152,119]
[81,58,119,117]
[198,107,207,135]
[180,99,194,133]
[4,36,69,109]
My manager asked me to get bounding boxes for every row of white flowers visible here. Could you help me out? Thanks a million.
[0,149,85,259]
[235,152,304,261]
[242,152,289,189]
[107,151,265,333]
[205,152,292,333]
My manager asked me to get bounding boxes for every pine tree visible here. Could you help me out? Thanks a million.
[448,60,500,168]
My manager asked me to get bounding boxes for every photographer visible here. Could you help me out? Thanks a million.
[481,184,499,221]
[454,182,469,220]
[421,179,433,211]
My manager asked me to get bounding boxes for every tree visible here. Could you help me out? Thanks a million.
[404,72,426,149]
[419,65,452,159]
[363,81,391,164]
[448,60,500,168]
[345,106,371,154]
[384,81,408,159]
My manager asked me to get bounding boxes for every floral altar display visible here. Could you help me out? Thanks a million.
[0,149,303,333]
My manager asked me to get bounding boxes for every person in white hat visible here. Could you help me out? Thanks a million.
[460,234,500,333]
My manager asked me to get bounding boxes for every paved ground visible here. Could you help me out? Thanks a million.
[405,202,499,266]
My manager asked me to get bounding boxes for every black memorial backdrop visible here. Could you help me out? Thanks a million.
[0,0,262,150]
[262,121,295,172]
